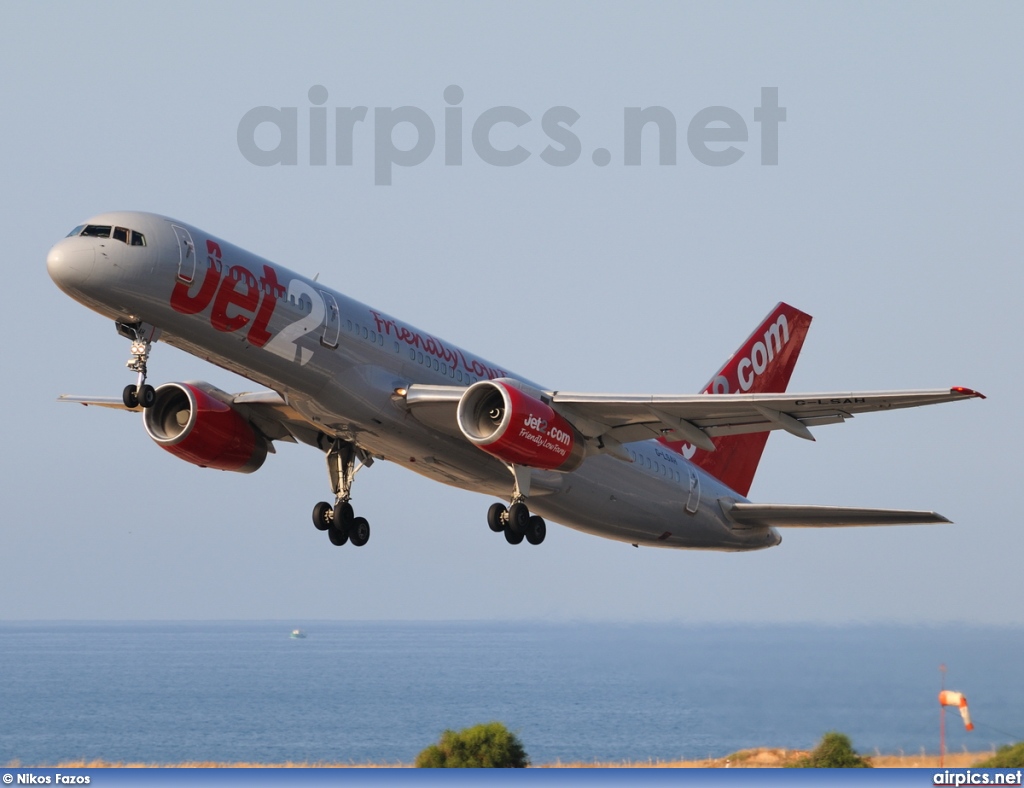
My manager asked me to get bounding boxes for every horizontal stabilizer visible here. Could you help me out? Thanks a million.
[721,501,951,528]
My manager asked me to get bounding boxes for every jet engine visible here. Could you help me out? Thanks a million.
[456,380,585,472]
[143,382,269,473]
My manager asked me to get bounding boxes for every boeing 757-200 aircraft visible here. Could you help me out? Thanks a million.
[47,212,984,552]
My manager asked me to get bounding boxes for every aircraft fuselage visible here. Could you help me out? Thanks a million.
[46,210,783,551]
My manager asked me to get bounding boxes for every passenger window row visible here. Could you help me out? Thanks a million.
[405,346,476,383]
[345,320,386,348]
[338,318,477,383]
[627,449,682,482]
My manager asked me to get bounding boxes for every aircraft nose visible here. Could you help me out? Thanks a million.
[47,238,96,293]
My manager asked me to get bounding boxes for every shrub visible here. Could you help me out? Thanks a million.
[415,721,529,768]
[975,742,1024,768]
[792,731,871,768]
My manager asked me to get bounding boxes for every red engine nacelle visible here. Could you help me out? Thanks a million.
[456,380,585,472]
[143,382,268,473]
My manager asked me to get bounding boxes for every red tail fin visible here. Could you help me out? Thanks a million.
[660,302,812,496]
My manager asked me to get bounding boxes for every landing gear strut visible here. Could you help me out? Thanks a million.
[486,464,546,546]
[311,438,373,548]
[117,321,157,409]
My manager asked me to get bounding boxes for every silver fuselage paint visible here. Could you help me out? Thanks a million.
[47,211,779,551]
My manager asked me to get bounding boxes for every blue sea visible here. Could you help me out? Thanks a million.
[0,622,1021,766]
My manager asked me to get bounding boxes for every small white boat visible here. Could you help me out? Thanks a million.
[290,629,307,639]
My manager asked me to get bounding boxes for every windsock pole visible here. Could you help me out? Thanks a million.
[940,699,946,767]
[940,664,947,767]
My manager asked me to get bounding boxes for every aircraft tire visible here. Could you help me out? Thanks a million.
[140,384,156,408]
[312,501,332,531]
[327,526,349,546]
[525,516,546,546]
[122,384,138,409]
[503,525,525,545]
[349,517,370,547]
[507,502,530,534]
[333,501,354,532]
[487,503,507,532]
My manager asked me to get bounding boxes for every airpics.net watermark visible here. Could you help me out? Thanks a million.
[237,85,786,185]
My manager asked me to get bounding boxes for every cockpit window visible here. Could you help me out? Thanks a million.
[70,223,146,245]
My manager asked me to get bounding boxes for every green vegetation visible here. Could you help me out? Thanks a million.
[415,721,529,768]
[792,732,872,768]
[975,742,1024,768]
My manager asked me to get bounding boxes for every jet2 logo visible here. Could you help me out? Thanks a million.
[523,414,572,447]
[170,240,324,365]
[523,414,548,433]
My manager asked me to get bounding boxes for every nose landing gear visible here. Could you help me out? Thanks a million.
[117,321,159,409]
[311,438,373,548]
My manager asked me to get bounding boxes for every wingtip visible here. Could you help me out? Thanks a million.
[56,395,90,407]
[951,386,986,400]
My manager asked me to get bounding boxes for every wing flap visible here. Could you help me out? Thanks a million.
[721,501,952,528]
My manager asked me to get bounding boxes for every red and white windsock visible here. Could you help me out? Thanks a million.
[939,690,974,731]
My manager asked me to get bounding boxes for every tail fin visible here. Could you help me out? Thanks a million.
[660,302,813,496]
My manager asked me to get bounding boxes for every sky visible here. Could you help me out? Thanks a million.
[1,1,1020,623]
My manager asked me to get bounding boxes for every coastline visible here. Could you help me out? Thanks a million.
[30,750,993,769]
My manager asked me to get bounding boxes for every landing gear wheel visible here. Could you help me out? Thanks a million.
[327,526,349,546]
[503,525,525,545]
[312,502,333,532]
[122,384,139,409]
[349,517,370,547]
[333,501,354,532]
[525,516,546,546]
[487,503,507,533]
[139,384,156,409]
[507,502,530,534]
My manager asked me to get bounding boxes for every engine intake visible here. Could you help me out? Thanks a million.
[143,382,268,473]
[457,380,584,472]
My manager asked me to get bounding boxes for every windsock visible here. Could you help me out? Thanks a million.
[939,690,974,731]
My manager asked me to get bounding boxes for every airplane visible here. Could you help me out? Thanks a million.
[46,211,984,552]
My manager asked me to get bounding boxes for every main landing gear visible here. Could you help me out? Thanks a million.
[311,438,372,548]
[117,322,157,409]
[487,501,546,545]
[486,464,546,546]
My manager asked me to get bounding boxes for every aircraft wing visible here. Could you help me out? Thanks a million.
[549,387,985,448]
[69,382,978,454]
[720,501,951,527]
[401,384,469,438]
[401,384,983,452]
[58,394,142,411]
[58,390,323,447]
